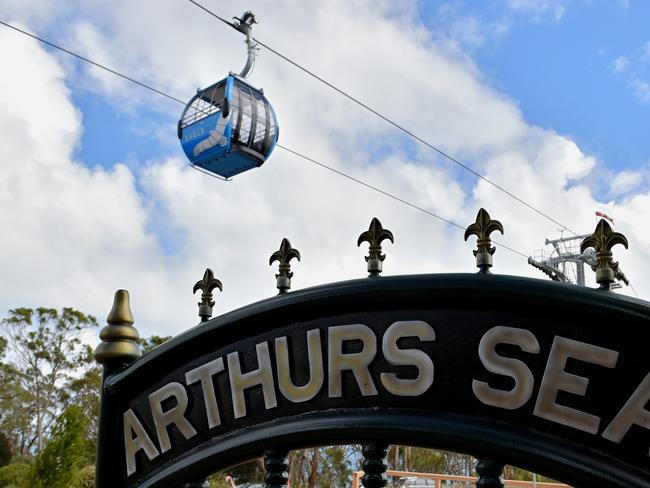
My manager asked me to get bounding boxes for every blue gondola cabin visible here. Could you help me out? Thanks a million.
[178,74,279,179]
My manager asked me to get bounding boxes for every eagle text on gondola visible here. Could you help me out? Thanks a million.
[123,321,650,477]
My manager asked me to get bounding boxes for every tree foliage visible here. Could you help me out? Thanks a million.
[0,432,11,468]
[70,465,95,488]
[57,345,101,458]
[0,307,97,455]
[29,405,88,488]
[0,336,28,459]
[317,446,352,488]
[0,462,31,488]
[0,301,178,485]
[138,335,171,354]
[504,465,556,483]
[285,447,354,488]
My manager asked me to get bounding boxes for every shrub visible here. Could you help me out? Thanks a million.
[30,406,87,488]
[71,465,95,488]
[0,462,31,488]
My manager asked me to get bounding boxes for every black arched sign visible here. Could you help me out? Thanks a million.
[95,274,650,488]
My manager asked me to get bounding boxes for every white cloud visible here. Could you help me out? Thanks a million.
[642,41,650,61]
[1,0,649,342]
[503,0,568,21]
[611,56,629,74]
[0,0,66,30]
[631,77,650,102]
[611,41,650,103]
[423,0,565,52]
[609,169,647,197]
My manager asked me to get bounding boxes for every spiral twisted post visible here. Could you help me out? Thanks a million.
[475,459,504,488]
[264,449,289,488]
[361,443,388,488]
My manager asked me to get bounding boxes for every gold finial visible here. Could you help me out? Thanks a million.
[357,217,394,277]
[94,290,141,368]
[270,238,301,294]
[580,219,629,290]
[464,208,504,274]
[193,268,223,322]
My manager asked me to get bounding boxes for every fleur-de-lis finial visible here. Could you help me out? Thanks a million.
[193,268,223,322]
[357,217,394,277]
[580,219,628,290]
[269,238,301,294]
[464,208,504,274]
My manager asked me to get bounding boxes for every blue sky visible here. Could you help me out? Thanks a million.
[1,0,649,334]
[419,1,650,172]
[71,82,179,170]
[68,1,650,190]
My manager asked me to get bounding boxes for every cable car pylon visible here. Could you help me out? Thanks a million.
[178,10,278,180]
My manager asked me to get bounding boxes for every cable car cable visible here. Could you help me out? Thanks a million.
[0,19,558,260]
[187,0,580,237]
[278,144,463,230]
[276,144,529,258]
[0,21,187,106]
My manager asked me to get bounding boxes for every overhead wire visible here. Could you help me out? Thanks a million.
[2,17,640,290]
[277,144,528,258]
[0,21,186,106]
[187,0,580,237]
[0,19,564,261]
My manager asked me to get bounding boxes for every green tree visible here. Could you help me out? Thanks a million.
[0,462,31,488]
[71,465,95,488]
[30,405,87,488]
[407,447,446,474]
[139,335,171,354]
[503,465,556,483]
[58,345,101,462]
[0,307,97,454]
[318,446,352,488]
[286,447,356,488]
[0,432,11,468]
[0,332,33,457]
[288,449,310,487]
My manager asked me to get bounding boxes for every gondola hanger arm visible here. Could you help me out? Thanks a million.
[232,10,258,79]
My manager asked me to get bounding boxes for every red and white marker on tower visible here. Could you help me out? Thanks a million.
[595,210,614,224]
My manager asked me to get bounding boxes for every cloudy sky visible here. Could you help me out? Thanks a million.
[0,0,648,339]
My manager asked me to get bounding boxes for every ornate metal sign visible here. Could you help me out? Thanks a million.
[95,274,650,488]
[93,214,649,488]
